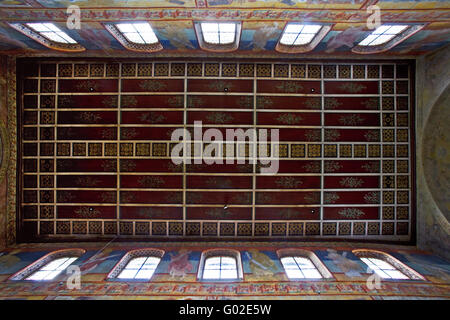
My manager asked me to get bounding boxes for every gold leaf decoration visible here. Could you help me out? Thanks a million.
[205,177,233,189]
[362,98,379,110]
[275,177,303,188]
[121,96,137,107]
[276,81,303,93]
[76,80,99,91]
[338,208,365,219]
[324,192,340,204]
[325,161,342,173]
[208,80,234,91]
[324,98,343,109]
[77,112,102,123]
[138,176,165,188]
[139,112,166,124]
[364,191,380,204]
[206,112,234,124]
[237,96,253,108]
[362,161,380,173]
[276,113,303,125]
[102,96,118,108]
[187,96,204,108]
[364,130,380,142]
[75,207,101,218]
[75,177,101,187]
[338,82,367,93]
[304,130,321,141]
[256,96,273,109]
[325,129,341,141]
[303,162,321,173]
[339,177,364,188]
[139,80,167,91]
[304,98,322,110]
[338,114,365,126]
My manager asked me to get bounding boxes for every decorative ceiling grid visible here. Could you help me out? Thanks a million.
[18,59,414,242]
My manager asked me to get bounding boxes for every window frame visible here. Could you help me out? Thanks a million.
[197,249,243,282]
[352,24,424,54]
[104,22,163,53]
[9,249,86,281]
[277,249,334,281]
[107,248,164,282]
[353,249,426,281]
[275,22,332,54]
[25,256,78,281]
[8,22,85,52]
[194,21,242,53]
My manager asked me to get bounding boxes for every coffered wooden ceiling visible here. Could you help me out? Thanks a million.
[19,59,416,242]
[0,0,449,57]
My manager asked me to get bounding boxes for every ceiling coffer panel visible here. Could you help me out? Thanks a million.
[19,59,414,242]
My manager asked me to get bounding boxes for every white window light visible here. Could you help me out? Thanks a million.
[280,24,322,46]
[202,256,238,280]
[25,257,77,281]
[26,23,77,44]
[280,256,323,279]
[358,25,409,46]
[200,22,236,45]
[360,257,409,280]
[117,256,161,280]
[116,22,159,44]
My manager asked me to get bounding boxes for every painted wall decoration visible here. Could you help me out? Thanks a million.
[0,242,448,299]
[322,249,365,277]
[17,59,415,242]
[167,250,195,278]
[0,0,449,56]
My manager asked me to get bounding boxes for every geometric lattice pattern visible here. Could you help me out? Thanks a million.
[19,61,414,241]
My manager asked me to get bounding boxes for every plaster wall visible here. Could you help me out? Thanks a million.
[415,44,450,261]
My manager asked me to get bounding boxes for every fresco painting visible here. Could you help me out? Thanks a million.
[321,249,365,277]
[0,1,448,55]
[206,0,365,9]
[242,250,281,278]
[0,244,448,299]
[166,250,198,278]
[35,0,196,8]
[0,0,30,7]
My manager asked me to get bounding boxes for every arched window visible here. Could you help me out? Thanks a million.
[194,21,242,53]
[117,256,161,280]
[8,22,85,52]
[280,256,322,279]
[352,24,424,54]
[197,249,243,281]
[104,22,163,53]
[275,22,332,54]
[353,249,425,280]
[277,249,333,280]
[107,248,164,281]
[9,249,85,281]
[26,257,77,281]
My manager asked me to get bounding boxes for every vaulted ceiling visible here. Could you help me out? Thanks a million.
[0,0,449,57]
